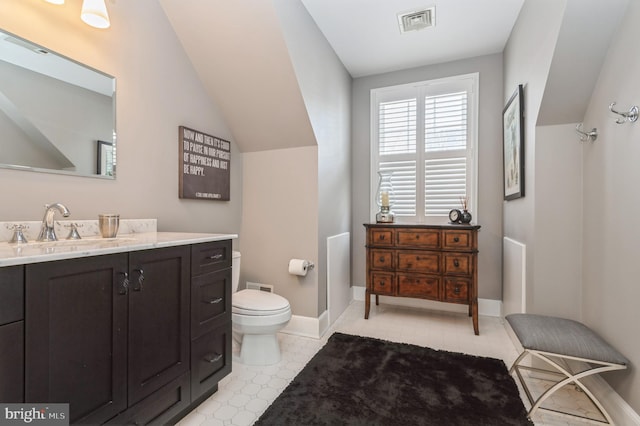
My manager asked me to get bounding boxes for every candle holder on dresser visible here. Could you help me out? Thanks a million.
[375,171,395,223]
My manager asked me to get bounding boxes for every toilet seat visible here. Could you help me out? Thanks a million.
[232,289,290,316]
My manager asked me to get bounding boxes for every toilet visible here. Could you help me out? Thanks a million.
[231,251,292,365]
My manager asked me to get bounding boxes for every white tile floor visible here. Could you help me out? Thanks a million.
[178,301,601,426]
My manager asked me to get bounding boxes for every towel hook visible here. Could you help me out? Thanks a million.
[575,123,598,142]
[609,102,638,124]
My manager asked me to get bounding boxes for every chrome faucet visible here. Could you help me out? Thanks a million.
[37,203,71,242]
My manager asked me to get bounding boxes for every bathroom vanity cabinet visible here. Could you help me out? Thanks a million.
[364,223,480,335]
[0,234,233,425]
[0,265,24,403]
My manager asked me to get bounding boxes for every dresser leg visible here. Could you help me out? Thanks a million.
[365,290,371,319]
[472,300,479,335]
[375,295,379,305]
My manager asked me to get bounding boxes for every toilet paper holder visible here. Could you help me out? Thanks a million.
[288,258,315,276]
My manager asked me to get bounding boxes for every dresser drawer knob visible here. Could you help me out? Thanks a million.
[379,281,385,286]
[453,259,460,267]
[379,235,385,240]
[454,286,461,295]
[379,256,385,262]
[415,235,420,239]
[453,237,460,243]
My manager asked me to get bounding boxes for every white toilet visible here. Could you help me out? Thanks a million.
[231,251,292,365]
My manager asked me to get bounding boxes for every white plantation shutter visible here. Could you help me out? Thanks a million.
[372,74,477,222]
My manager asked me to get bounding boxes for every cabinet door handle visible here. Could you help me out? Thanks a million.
[204,297,223,305]
[132,269,144,291]
[453,259,460,267]
[453,237,460,243]
[207,253,223,260]
[204,353,223,363]
[118,272,129,295]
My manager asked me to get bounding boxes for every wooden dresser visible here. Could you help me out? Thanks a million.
[364,223,481,335]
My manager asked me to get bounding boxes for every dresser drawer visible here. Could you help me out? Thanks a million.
[397,274,439,299]
[443,230,474,250]
[396,229,440,248]
[370,272,395,295]
[370,249,393,269]
[443,254,473,275]
[397,251,440,273]
[443,278,470,303]
[191,241,232,276]
[369,229,393,246]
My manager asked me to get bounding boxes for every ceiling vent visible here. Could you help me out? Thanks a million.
[397,7,435,34]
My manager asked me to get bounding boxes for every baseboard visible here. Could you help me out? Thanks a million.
[351,286,502,317]
[280,310,329,339]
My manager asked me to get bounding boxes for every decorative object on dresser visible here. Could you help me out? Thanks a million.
[364,223,481,335]
[375,170,395,223]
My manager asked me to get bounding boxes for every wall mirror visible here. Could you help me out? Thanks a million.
[0,28,116,178]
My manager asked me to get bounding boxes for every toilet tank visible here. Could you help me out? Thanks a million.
[232,251,241,292]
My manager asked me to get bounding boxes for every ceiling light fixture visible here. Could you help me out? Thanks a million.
[397,7,435,34]
[81,0,111,29]
[41,0,111,29]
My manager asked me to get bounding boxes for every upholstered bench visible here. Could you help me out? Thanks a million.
[506,314,628,425]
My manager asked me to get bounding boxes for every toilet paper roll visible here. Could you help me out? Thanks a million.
[288,259,309,276]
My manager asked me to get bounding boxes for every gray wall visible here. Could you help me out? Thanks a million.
[0,0,242,237]
[238,1,351,319]
[580,0,640,411]
[351,54,504,301]
[505,0,640,412]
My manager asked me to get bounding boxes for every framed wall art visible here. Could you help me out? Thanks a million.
[503,84,524,200]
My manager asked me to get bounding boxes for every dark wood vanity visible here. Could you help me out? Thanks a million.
[0,239,232,425]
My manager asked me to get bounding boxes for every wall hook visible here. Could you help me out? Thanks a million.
[609,102,638,124]
[575,123,598,142]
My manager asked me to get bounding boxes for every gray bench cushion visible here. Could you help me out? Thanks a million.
[506,314,628,366]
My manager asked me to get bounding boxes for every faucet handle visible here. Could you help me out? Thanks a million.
[9,224,29,244]
[65,223,83,240]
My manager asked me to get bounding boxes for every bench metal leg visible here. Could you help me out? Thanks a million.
[510,349,626,425]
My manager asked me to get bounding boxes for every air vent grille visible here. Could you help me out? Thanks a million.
[398,7,435,33]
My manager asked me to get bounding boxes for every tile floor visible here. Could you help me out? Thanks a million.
[178,301,603,426]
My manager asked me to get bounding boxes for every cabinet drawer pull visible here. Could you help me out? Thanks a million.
[453,259,460,267]
[454,286,461,295]
[206,253,223,261]
[204,353,223,363]
[132,269,144,291]
[378,256,385,262]
[379,235,385,240]
[378,281,385,286]
[453,237,460,243]
[204,297,223,305]
[118,272,129,295]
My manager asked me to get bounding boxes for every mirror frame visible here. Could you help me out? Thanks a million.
[0,28,117,179]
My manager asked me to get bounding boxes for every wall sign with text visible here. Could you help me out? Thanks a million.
[179,126,230,200]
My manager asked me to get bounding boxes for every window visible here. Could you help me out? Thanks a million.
[371,73,478,223]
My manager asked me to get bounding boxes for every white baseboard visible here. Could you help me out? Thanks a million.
[351,286,502,317]
[280,310,329,339]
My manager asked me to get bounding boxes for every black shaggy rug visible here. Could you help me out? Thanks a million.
[255,333,532,426]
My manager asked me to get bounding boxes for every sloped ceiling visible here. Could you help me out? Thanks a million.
[159,0,316,153]
[537,0,628,126]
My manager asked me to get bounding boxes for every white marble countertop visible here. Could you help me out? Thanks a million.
[0,231,238,267]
